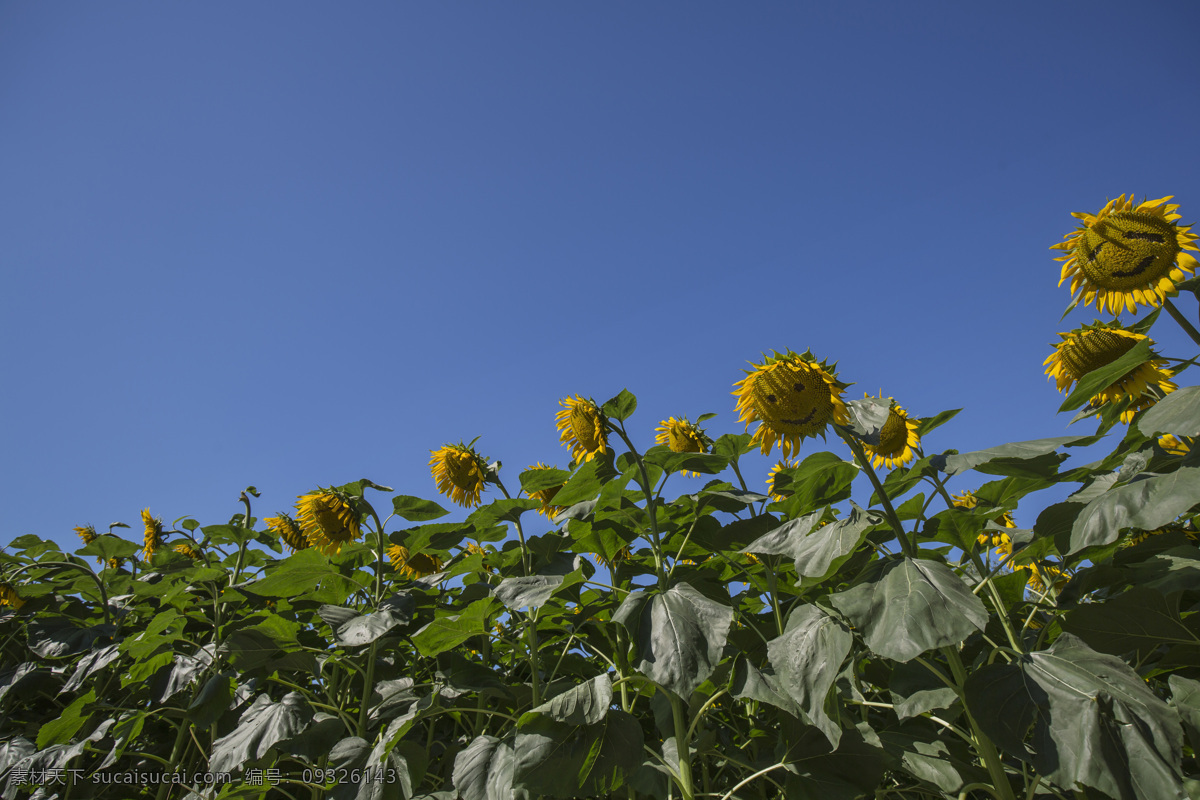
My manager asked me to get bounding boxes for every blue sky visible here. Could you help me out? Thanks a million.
[3,2,1199,553]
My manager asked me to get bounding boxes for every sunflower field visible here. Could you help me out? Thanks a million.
[3,195,1200,799]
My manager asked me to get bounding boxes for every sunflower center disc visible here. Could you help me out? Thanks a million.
[571,407,602,451]
[669,427,703,453]
[1060,329,1138,379]
[751,362,834,435]
[1077,212,1180,290]
[445,451,478,489]
[876,410,907,456]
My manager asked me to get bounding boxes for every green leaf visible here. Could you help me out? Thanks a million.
[519,466,571,494]
[469,498,540,529]
[602,389,638,422]
[201,524,258,546]
[642,446,729,475]
[612,582,733,698]
[889,660,958,720]
[514,709,643,797]
[1059,339,1155,413]
[1068,467,1200,554]
[1062,587,1200,661]
[248,548,362,598]
[411,597,498,658]
[493,574,565,611]
[766,605,853,747]
[452,734,518,800]
[744,503,882,583]
[773,451,859,516]
[965,634,1186,800]
[210,692,313,774]
[1139,386,1200,438]
[318,594,414,647]
[188,672,236,729]
[843,395,891,445]
[61,644,121,693]
[830,557,988,662]
[521,674,612,726]
[550,460,605,507]
[711,432,754,460]
[76,535,140,561]
[935,435,1097,477]
[27,618,115,659]
[37,688,95,748]
[915,408,962,437]
[1169,675,1200,751]
[391,496,450,522]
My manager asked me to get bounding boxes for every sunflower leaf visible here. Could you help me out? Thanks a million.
[1068,467,1200,554]
[1138,386,1200,438]
[643,446,729,475]
[602,389,638,422]
[452,734,519,800]
[914,408,962,438]
[551,460,605,507]
[1058,339,1155,413]
[209,692,313,775]
[1061,587,1200,661]
[519,467,571,494]
[934,435,1097,477]
[391,496,450,522]
[773,451,859,517]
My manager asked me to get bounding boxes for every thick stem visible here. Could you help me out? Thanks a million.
[526,610,542,707]
[612,422,668,590]
[835,427,916,557]
[669,692,695,800]
[494,477,531,576]
[1164,296,1200,348]
[944,646,1017,800]
[357,641,378,737]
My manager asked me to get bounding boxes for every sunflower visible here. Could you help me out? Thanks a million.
[555,396,609,464]
[588,546,632,570]
[655,416,712,477]
[0,582,23,609]
[858,393,921,470]
[105,558,124,571]
[951,490,1017,550]
[733,350,850,458]
[74,525,97,545]
[141,509,165,560]
[464,542,495,572]
[295,489,361,556]
[524,463,567,518]
[174,542,203,560]
[1017,562,1068,594]
[1044,322,1176,423]
[767,459,799,502]
[265,513,310,553]
[429,442,489,508]
[1159,434,1194,456]
[387,544,444,580]
[1052,194,1198,315]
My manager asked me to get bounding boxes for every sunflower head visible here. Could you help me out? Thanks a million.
[0,582,24,609]
[174,542,203,560]
[1158,434,1194,457]
[953,490,1017,532]
[859,393,921,470]
[1053,195,1198,315]
[464,542,496,573]
[655,416,712,477]
[1044,321,1176,423]
[141,509,165,560]
[74,525,97,545]
[767,459,799,502]
[387,544,444,580]
[105,557,124,571]
[733,350,850,458]
[265,513,310,553]
[429,442,489,508]
[295,489,362,556]
[1018,562,1068,594]
[524,463,567,518]
[555,396,609,464]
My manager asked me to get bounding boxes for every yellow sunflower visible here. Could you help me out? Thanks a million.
[265,513,310,553]
[294,489,361,556]
[1053,194,1198,315]
[1159,434,1194,456]
[588,546,632,569]
[524,463,567,518]
[1017,562,1068,594]
[858,393,921,470]
[767,459,798,502]
[387,544,444,580]
[0,582,24,609]
[174,542,203,560]
[74,525,97,545]
[655,416,712,477]
[464,542,496,573]
[1044,322,1176,423]
[733,350,850,459]
[141,509,165,560]
[429,442,489,508]
[555,395,609,464]
[951,491,1017,552]
[105,558,124,571]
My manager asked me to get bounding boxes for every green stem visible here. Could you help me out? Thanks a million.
[944,646,1016,800]
[357,641,378,736]
[1164,296,1200,348]
[669,691,695,800]
[6,561,112,627]
[526,609,542,707]
[493,477,531,576]
[835,427,916,557]
[369,509,387,604]
[612,421,667,590]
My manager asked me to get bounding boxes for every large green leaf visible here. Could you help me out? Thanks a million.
[843,395,891,445]
[766,605,853,747]
[830,557,988,662]
[519,466,571,494]
[935,435,1096,477]
[453,735,519,800]
[521,674,612,726]
[411,597,498,658]
[75,535,141,561]
[391,495,450,522]
[248,548,361,598]
[1062,587,1200,661]
[37,688,95,748]
[743,503,881,583]
[514,708,643,797]
[1068,467,1200,554]
[551,460,605,507]
[1169,675,1200,751]
[318,594,414,647]
[965,634,1186,800]
[209,692,313,774]
[643,447,729,475]
[602,388,637,422]
[326,734,413,800]
[1139,385,1200,438]
[773,451,859,516]
[1059,339,1155,413]
[493,575,565,611]
[612,582,733,698]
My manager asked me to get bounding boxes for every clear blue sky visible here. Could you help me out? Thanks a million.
[4,2,1199,552]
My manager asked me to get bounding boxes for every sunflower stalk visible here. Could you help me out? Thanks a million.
[944,645,1018,800]
[1163,297,1200,348]
[835,427,915,558]
[611,420,668,591]
[493,476,530,576]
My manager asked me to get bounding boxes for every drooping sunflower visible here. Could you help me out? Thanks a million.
[1159,434,1194,457]
[0,582,23,609]
[1017,561,1068,594]
[74,525,97,545]
[767,459,799,502]
[1052,194,1198,315]
[655,416,712,477]
[387,544,444,580]
[174,542,203,560]
[555,395,609,464]
[858,393,921,470]
[524,463,567,518]
[733,350,850,459]
[141,509,165,561]
[295,488,361,556]
[429,442,489,508]
[265,513,310,553]
[1044,321,1176,423]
